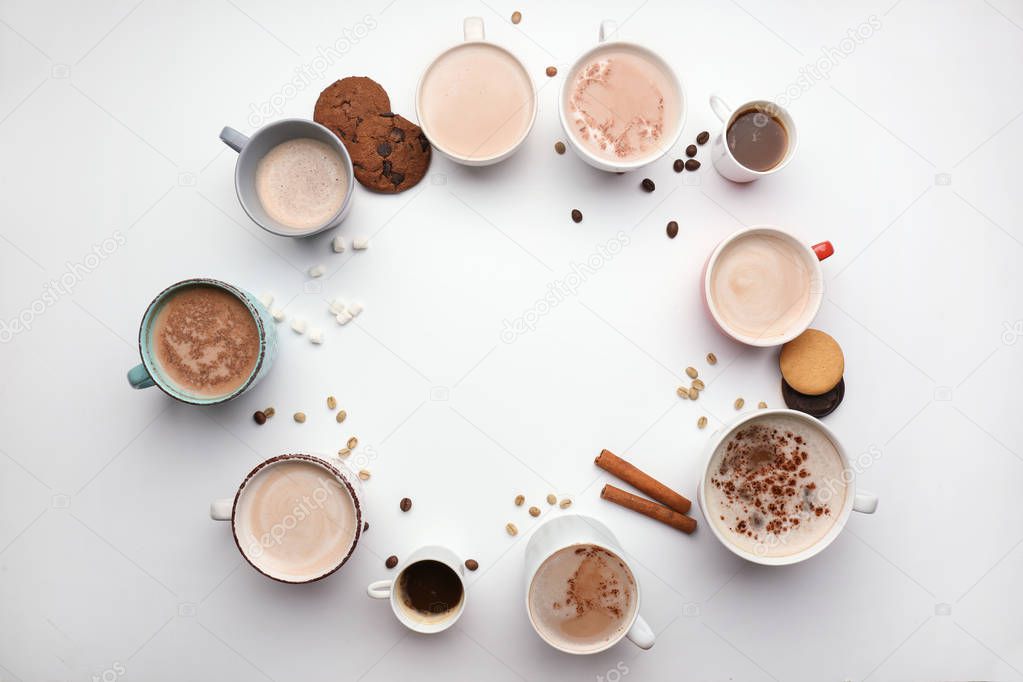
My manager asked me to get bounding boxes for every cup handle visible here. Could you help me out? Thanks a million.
[464,16,484,41]
[127,363,155,390]
[709,94,732,123]
[220,126,249,153]
[210,499,233,520]
[625,614,655,649]
[853,491,878,514]
[812,241,835,261]
[599,20,618,42]
[367,579,393,599]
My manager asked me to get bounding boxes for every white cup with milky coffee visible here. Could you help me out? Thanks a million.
[702,225,834,347]
[559,21,685,172]
[524,515,655,654]
[697,409,878,566]
[210,453,364,583]
[415,17,536,166]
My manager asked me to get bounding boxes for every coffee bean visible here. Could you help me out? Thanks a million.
[363,521,369,532]
[685,144,697,158]
[546,66,557,77]
[400,497,412,512]
[685,159,700,171]
[673,159,684,173]
[641,178,655,192]
[554,141,566,154]
[464,559,479,571]
[667,221,679,239]
[571,209,583,223]
[253,410,266,425]
[696,130,710,145]
[511,10,521,23]
[385,555,398,569]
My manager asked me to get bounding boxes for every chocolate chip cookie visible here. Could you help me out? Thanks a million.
[349,112,431,193]
[314,77,391,144]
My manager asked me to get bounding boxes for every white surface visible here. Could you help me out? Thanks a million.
[1,1,1021,681]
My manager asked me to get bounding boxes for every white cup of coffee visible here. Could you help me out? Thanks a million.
[702,225,834,347]
[367,545,466,634]
[708,95,798,183]
[559,20,685,172]
[210,453,364,583]
[697,409,878,566]
[220,118,355,237]
[415,17,536,166]
[524,515,655,654]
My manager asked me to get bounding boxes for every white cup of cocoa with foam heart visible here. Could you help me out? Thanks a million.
[702,225,834,347]
[210,453,364,583]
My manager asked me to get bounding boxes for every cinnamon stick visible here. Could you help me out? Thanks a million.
[594,449,692,514]
[601,484,697,534]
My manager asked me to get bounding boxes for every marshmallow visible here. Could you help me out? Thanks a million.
[332,235,346,253]
[328,298,347,315]
[308,264,326,278]
[309,327,323,344]
[259,293,274,308]
[353,237,370,250]
[271,308,285,322]
[336,311,353,325]
[291,317,307,334]
[347,302,364,317]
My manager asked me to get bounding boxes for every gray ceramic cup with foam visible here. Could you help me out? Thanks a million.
[219,118,355,238]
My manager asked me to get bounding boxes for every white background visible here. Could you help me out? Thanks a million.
[1,0,1022,680]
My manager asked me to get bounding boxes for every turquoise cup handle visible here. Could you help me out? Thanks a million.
[127,363,156,389]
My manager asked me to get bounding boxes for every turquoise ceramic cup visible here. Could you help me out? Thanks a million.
[126,278,278,405]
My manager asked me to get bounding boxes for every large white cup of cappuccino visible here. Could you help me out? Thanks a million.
[702,225,834,347]
[697,409,878,566]
[524,515,655,654]
[210,453,364,583]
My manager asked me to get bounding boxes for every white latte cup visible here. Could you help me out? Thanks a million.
[709,95,798,183]
[697,409,878,566]
[367,545,467,634]
[524,515,655,654]
[210,453,364,583]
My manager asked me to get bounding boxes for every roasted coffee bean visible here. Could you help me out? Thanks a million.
[363,521,369,532]
[546,66,557,77]
[400,497,412,512]
[685,144,697,157]
[465,559,479,571]
[673,159,684,172]
[667,221,679,239]
[253,410,267,425]
[571,209,583,223]
[685,159,700,171]
[554,141,566,154]
[641,178,655,192]
[385,555,398,569]
[696,130,710,145]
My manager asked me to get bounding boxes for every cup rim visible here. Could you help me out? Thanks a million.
[524,533,642,655]
[717,98,799,177]
[229,453,363,584]
[414,40,537,166]
[696,408,856,566]
[388,549,467,633]
[558,39,686,172]
[137,277,268,405]
[703,225,824,347]
[234,118,355,238]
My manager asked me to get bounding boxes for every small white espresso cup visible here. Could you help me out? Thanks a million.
[697,409,878,566]
[524,515,655,654]
[415,17,537,166]
[210,453,365,583]
[219,118,355,237]
[367,545,467,634]
[708,95,798,182]
[702,225,834,347]
[559,21,685,172]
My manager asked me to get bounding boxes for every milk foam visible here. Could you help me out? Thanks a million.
[255,138,347,231]
[236,459,358,580]
[710,233,811,340]
[705,414,848,558]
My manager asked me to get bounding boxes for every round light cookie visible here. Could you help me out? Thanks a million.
[779,329,844,396]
